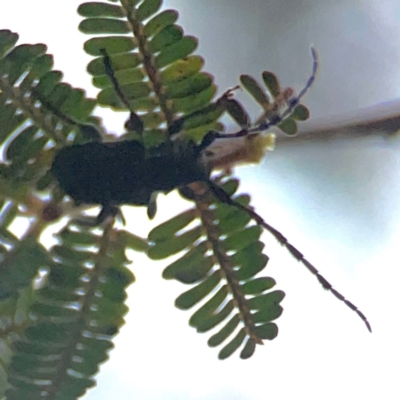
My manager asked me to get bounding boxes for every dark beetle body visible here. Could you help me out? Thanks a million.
[51,139,209,210]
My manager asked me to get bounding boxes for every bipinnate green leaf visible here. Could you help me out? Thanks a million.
[5,222,134,399]
[0,28,99,209]
[155,178,285,359]
[79,0,224,140]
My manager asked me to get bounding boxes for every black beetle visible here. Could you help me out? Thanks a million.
[47,48,371,332]
[51,134,214,221]
[50,48,318,223]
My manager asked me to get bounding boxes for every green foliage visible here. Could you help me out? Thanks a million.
[149,178,284,359]
[5,223,133,399]
[0,0,313,399]
[240,71,309,135]
[78,0,224,141]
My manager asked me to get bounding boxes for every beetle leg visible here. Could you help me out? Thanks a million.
[71,205,120,227]
[147,192,158,219]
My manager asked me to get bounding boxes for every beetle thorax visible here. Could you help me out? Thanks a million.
[143,140,209,193]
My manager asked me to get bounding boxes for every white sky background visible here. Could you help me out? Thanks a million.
[1,1,400,399]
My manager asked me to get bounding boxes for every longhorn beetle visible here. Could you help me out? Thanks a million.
[49,48,371,332]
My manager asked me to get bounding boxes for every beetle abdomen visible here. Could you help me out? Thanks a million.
[52,140,152,205]
[51,139,208,207]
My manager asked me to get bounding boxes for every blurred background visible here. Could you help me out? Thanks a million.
[1,1,400,399]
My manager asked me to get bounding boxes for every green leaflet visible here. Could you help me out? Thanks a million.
[240,277,276,294]
[0,30,18,58]
[144,10,179,37]
[98,265,135,302]
[189,286,228,327]
[6,126,45,164]
[163,243,211,282]
[224,98,251,127]
[291,104,310,121]
[240,74,271,106]
[160,55,204,82]
[0,288,32,397]
[84,36,136,55]
[240,338,257,359]
[222,225,263,252]
[0,238,49,300]
[165,72,214,99]
[247,290,286,310]
[92,67,144,88]
[99,81,151,103]
[155,36,198,68]
[172,85,217,114]
[178,103,224,131]
[0,44,47,84]
[136,0,163,21]
[233,253,268,281]
[79,18,130,34]
[0,103,25,144]
[87,52,141,75]
[34,70,62,95]
[208,315,240,347]
[253,323,279,340]
[148,209,196,241]
[162,243,208,280]
[216,209,252,235]
[278,118,298,135]
[218,328,247,360]
[173,257,214,284]
[24,321,71,343]
[58,227,100,246]
[196,301,235,333]
[175,270,221,310]
[115,229,149,252]
[78,2,125,17]
[89,297,129,323]
[262,70,280,97]
[252,306,284,324]
[149,25,184,53]
[148,226,203,260]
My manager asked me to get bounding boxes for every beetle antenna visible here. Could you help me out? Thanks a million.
[100,49,144,134]
[193,48,319,147]
[100,49,133,111]
[207,179,372,332]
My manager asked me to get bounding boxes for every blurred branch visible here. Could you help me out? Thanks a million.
[276,98,400,145]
